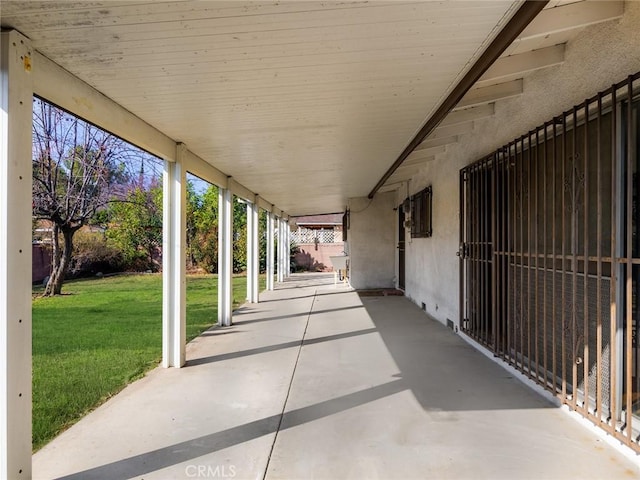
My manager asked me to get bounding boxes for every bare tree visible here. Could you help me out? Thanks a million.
[32,99,135,295]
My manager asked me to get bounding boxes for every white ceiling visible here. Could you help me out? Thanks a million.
[1,0,523,215]
[2,1,624,215]
[382,0,624,189]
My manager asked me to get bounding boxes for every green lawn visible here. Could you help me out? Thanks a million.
[32,273,264,451]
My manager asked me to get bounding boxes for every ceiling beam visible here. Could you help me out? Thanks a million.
[455,79,523,110]
[368,0,548,198]
[387,171,415,183]
[32,46,290,218]
[439,104,495,127]
[183,151,228,189]
[429,121,474,140]
[414,135,459,152]
[406,145,447,158]
[33,51,176,162]
[403,155,436,167]
[379,180,408,193]
[519,0,624,40]
[396,163,423,175]
[477,44,565,86]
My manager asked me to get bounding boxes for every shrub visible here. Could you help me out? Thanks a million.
[69,230,123,277]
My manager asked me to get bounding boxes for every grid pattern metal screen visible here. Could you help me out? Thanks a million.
[460,72,640,450]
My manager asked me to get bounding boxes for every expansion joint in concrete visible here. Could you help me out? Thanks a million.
[261,290,317,480]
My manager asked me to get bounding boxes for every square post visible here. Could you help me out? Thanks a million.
[162,144,187,368]
[285,220,291,277]
[250,196,260,302]
[277,217,284,283]
[0,30,33,479]
[266,212,275,290]
[218,186,233,326]
[246,199,255,302]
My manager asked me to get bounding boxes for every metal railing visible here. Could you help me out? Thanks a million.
[460,72,640,451]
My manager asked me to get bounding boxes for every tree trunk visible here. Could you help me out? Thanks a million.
[43,226,75,296]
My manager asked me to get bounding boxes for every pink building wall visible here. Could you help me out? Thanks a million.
[293,243,344,272]
[32,244,52,283]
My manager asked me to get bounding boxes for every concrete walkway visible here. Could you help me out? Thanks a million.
[33,273,640,480]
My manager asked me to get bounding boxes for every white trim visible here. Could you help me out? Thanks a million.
[266,213,275,291]
[33,52,176,162]
[478,44,565,87]
[456,79,523,110]
[252,197,260,300]
[521,1,624,40]
[162,145,187,368]
[0,30,33,479]
[285,221,291,277]
[218,187,233,326]
[277,218,285,283]
[439,104,495,127]
[183,151,228,189]
[247,196,260,303]
[33,53,290,224]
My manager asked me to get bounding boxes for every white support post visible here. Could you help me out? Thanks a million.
[266,212,275,291]
[246,200,254,302]
[218,187,233,326]
[0,30,33,479]
[162,144,187,368]
[277,218,284,283]
[285,220,291,277]
[250,197,259,302]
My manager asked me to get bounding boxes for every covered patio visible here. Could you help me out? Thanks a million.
[3,1,640,477]
[33,274,639,479]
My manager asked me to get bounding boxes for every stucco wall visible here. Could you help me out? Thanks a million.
[402,3,640,327]
[347,193,396,289]
[293,243,345,272]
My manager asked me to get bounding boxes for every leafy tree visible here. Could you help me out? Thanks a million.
[233,197,248,273]
[190,184,219,272]
[32,99,136,295]
[186,181,200,268]
[106,182,163,271]
[259,209,268,273]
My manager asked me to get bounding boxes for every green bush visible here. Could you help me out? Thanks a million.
[69,230,123,277]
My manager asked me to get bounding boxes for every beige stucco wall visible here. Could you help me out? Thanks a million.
[347,192,396,289]
[401,2,640,327]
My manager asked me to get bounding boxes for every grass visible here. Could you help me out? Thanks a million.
[32,273,264,451]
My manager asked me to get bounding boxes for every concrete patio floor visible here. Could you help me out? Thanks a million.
[33,273,640,480]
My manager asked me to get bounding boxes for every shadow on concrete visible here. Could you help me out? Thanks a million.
[198,329,243,337]
[256,289,352,304]
[272,274,336,290]
[360,296,554,412]
[47,287,558,480]
[232,305,364,326]
[54,379,406,480]
[186,328,377,367]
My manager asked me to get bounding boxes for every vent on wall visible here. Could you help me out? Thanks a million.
[446,319,454,330]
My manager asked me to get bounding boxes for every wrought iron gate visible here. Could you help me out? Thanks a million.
[460,72,640,451]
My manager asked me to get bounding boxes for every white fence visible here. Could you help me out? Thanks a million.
[291,228,343,244]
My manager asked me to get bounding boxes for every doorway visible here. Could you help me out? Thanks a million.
[398,203,406,291]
